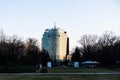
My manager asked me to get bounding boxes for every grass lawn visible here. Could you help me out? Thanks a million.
[0,68,119,80]
[0,75,120,80]
[48,68,119,73]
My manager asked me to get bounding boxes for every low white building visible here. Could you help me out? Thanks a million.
[81,61,99,68]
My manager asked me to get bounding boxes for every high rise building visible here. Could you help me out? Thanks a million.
[42,27,69,61]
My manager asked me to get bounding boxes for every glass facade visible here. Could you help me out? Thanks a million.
[42,28,68,61]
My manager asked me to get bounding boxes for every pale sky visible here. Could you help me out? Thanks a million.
[0,0,120,50]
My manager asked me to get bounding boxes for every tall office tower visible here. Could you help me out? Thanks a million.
[42,27,69,61]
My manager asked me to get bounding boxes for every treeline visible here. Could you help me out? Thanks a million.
[0,30,50,72]
[71,31,120,66]
[0,29,120,71]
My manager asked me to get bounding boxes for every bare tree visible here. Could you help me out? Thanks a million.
[79,34,98,61]
[95,31,118,65]
[79,34,98,52]
[25,38,40,65]
[0,29,6,42]
[98,31,117,47]
[80,34,98,46]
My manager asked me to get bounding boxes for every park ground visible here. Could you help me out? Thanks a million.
[0,75,120,80]
[0,68,120,80]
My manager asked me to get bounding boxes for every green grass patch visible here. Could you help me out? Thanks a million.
[0,76,61,80]
[0,75,120,80]
[48,68,118,73]
[69,75,120,80]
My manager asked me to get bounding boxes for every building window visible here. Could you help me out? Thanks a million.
[48,35,50,37]
[58,35,60,37]
[56,55,59,59]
